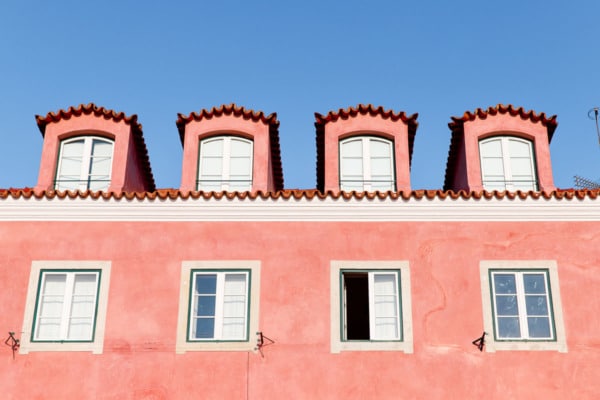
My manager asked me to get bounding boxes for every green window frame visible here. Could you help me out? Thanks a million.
[31,269,101,343]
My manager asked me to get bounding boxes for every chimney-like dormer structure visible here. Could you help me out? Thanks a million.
[35,104,155,193]
[176,104,283,193]
[444,104,557,192]
[315,105,418,193]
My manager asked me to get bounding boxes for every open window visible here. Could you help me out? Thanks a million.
[197,136,253,191]
[330,261,412,353]
[55,136,114,191]
[479,136,537,191]
[342,271,401,341]
[339,136,395,192]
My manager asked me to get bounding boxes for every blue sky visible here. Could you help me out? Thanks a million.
[1,0,599,190]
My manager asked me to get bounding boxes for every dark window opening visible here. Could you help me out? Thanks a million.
[344,273,370,340]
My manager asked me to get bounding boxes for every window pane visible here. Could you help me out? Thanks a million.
[201,157,223,176]
[508,139,531,157]
[195,296,216,317]
[341,139,362,157]
[230,139,251,157]
[91,140,112,157]
[370,139,391,157]
[525,295,548,316]
[497,317,521,338]
[493,274,516,294]
[222,317,246,339]
[194,318,215,339]
[527,317,551,338]
[370,158,392,178]
[195,275,217,294]
[202,139,223,157]
[480,139,503,157]
[229,157,252,177]
[523,274,546,294]
[372,273,399,340]
[495,295,519,316]
[341,158,363,176]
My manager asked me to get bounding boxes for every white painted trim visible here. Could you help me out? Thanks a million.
[479,260,567,352]
[19,260,111,354]
[175,260,261,353]
[0,195,598,222]
[330,260,413,353]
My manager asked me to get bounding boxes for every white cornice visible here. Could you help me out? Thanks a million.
[0,195,597,222]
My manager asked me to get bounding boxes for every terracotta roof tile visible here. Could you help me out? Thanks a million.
[2,188,597,201]
[444,104,558,191]
[315,105,419,191]
[176,104,284,190]
[35,103,156,191]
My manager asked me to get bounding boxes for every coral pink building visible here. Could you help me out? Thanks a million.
[1,103,599,399]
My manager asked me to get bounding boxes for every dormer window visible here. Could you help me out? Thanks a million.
[339,136,395,192]
[55,136,114,191]
[197,136,253,191]
[479,136,537,191]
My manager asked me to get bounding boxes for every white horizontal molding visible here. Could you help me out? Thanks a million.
[0,195,597,222]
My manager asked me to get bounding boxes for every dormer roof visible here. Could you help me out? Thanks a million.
[176,104,284,190]
[444,104,557,191]
[36,103,156,191]
[315,104,418,192]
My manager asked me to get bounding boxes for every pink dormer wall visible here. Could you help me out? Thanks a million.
[315,105,418,192]
[177,105,284,192]
[444,105,558,192]
[34,104,155,193]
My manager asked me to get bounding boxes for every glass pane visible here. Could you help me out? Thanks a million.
[62,140,85,157]
[91,140,113,157]
[373,317,398,339]
[523,274,546,294]
[202,139,223,157]
[73,274,97,295]
[497,317,521,338]
[508,139,531,157]
[224,274,247,295]
[371,158,392,177]
[495,295,519,316]
[525,295,548,316]
[42,274,67,295]
[481,158,505,176]
[67,319,93,340]
[195,275,217,294]
[341,139,362,157]
[480,139,503,157]
[195,296,216,317]
[528,317,551,338]
[229,157,252,177]
[230,139,251,156]
[36,320,61,340]
[493,274,516,294]
[341,158,363,176]
[194,318,215,339]
[370,139,391,157]
[222,317,245,339]
[201,156,223,176]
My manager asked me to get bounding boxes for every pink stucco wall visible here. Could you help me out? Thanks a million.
[1,219,598,399]
[322,114,412,192]
[35,114,148,193]
[459,114,555,192]
[179,116,275,192]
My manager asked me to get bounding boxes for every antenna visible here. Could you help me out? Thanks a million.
[587,107,600,146]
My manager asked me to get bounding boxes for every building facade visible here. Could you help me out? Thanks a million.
[1,104,598,399]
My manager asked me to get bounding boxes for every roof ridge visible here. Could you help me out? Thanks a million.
[176,104,279,129]
[315,104,418,126]
[36,103,139,135]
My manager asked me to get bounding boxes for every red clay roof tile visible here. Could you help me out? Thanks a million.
[176,104,284,190]
[2,188,597,201]
[444,104,558,191]
[314,105,419,191]
[35,103,156,191]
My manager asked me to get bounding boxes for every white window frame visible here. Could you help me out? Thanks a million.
[197,136,253,191]
[20,261,111,354]
[339,136,396,192]
[479,136,538,191]
[188,270,250,341]
[480,260,567,352]
[55,136,114,191]
[330,261,413,353]
[176,261,260,353]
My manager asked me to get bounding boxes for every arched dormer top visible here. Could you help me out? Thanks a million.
[34,104,155,193]
[177,104,283,192]
[444,104,557,192]
[315,104,418,193]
